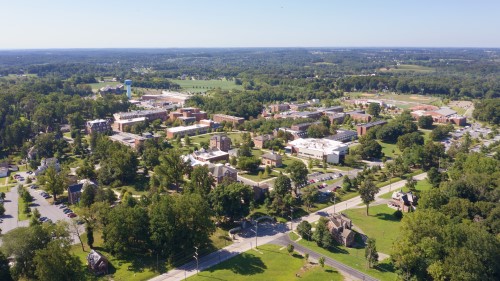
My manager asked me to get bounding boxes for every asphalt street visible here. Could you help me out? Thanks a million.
[150,172,427,281]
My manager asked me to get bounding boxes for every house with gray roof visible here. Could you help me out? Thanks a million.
[261,152,283,167]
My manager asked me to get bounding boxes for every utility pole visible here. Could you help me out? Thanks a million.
[333,192,336,214]
[255,220,258,249]
[289,207,294,230]
[193,246,199,274]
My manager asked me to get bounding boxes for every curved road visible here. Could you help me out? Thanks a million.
[150,172,427,281]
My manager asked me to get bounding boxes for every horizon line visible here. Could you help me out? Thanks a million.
[0,46,499,51]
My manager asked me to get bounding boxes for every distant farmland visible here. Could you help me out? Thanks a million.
[171,79,243,93]
[378,64,435,73]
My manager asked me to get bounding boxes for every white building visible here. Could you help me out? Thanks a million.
[286,138,348,164]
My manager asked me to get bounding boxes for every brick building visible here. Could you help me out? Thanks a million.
[356,120,388,136]
[213,114,245,125]
[210,135,232,152]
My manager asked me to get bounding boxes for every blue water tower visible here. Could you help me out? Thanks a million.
[125,79,132,99]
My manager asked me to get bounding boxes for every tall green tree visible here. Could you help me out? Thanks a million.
[185,165,214,196]
[286,160,308,192]
[209,182,253,222]
[33,240,85,281]
[154,149,191,190]
[367,103,381,117]
[38,166,66,201]
[358,179,378,215]
[365,238,379,268]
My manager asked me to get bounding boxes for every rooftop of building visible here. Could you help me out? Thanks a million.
[193,148,229,159]
[288,138,348,153]
[261,152,282,161]
[358,120,388,128]
[114,117,147,124]
[166,124,209,133]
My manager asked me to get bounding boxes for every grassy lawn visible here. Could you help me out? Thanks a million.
[296,238,397,281]
[378,141,400,159]
[171,79,243,93]
[344,205,401,254]
[378,64,435,74]
[209,227,233,250]
[379,176,432,199]
[188,244,343,281]
[18,197,30,221]
[239,171,278,183]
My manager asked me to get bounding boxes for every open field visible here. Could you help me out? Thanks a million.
[379,177,433,200]
[296,237,397,280]
[378,64,435,73]
[378,141,400,159]
[171,79,243,93]
[188,244,343,281]
[344,204,401,254]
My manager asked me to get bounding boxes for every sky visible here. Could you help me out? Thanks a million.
[1,0,499,49]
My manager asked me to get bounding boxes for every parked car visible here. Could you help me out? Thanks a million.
[63,209,72,214]
[27,171,33,174]
[39,217,48,222]
[59,204,67,209]
[76,219,84,225]
[67,213,77,218]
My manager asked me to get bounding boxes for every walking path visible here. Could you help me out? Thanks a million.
[150,172,427,281]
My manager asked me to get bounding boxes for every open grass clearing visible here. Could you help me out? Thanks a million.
[379,176,433,200]
[188,244,343,281]
[296,238,397,281]
[171,79,243,93]
[378,141,400,159]
[344,204,402,254]
[378,64,435,73]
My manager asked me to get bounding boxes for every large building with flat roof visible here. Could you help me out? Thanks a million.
[166,124,210,139]
[286,138,348,164]
[213,114,245,125]
[356,120,388,136]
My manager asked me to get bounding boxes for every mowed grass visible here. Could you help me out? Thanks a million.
[296,238,397,281]
[344,205,401,254]
[171,79,243,93]
[72,232,160,281]
[188,244,343,281]
[379,177,433,200]
[378,64,435,73]
[378,141,400,159]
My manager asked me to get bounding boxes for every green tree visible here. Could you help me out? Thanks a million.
[209,182,254,222]
[0,252,13,281]
[342,176,352,192]
[301,185,319,212]
[319,257,325,268]
[76,159,96,180]
[154,149,191,190]
[365,238,379,268]
[367,103,381,117]
[33,240,85,281]
[38,166,66,201]
[426,168,442,188]
[286,160,308,192]
[297,221,312,240]
[287,244,294,255]
[359,139,383,159]
[417,115,433,129]
[397,132,424,151]
[307,124,330,138]
[359,180,378,215]
[405,177,417,193]
[185,165,214,197]
[86,225,94,249]
[313,217,333,248]
[80,183,97,207]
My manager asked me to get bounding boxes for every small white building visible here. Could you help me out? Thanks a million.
[0,167,8,178]
[286,138,348,164]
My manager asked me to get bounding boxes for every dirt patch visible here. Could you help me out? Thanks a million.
[360,93,376,97]
[296,262,318,277]
[409,96,431,101]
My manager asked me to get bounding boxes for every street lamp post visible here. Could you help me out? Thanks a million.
[193,246,199,274]
[289,207,294,231]
[255,221,258,249]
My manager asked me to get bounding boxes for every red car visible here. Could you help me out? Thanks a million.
[67,213,77,218]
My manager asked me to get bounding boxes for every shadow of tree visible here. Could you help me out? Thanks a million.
[213,253,267,275]
[375,213,399,222]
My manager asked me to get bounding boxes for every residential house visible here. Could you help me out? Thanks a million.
[327,213,355,247]
[35,158,60,176]
[252,135,273,149]
[68,180,96,205]
[388,191,418,212]
[261,152,283,167]
[207,163,237,185]
[192,148,229,163]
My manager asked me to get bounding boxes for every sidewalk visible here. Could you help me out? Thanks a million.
[150,172,427,281]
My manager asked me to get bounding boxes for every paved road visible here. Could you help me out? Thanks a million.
[1,185,29,234]
[272,234,378,281]
[151,172,427,281]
